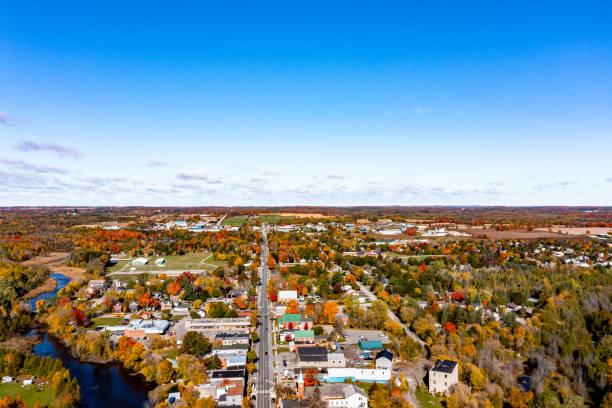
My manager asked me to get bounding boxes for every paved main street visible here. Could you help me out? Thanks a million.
[257,229,273,408]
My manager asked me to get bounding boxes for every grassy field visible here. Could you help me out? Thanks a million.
[414,390,444,408]
[108,252,224,273]
[89,317,124,328]
[394,254,448,262]
[107,260,130,272]
[257,215,295,224]
[0,383,54,407]
[222,216,248,226]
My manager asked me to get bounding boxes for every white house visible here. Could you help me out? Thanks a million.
[317,384,368,408]
[429,359,458,395]
[278,290,298,303]
[2,376,12,383]
[374,349,393,370]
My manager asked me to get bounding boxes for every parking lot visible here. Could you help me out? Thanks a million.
[342,329,388,344]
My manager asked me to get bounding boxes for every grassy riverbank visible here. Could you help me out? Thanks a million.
[0,383,54,407]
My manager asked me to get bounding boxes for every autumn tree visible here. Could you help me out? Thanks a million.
[181,331,211,357]
[137,292,152,308]
[167,281,181,296]
[286,300,299,314]
[323,301,339,323]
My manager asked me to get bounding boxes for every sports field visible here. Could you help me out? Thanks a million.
[222,216,248,226]
[107,252,223,274]
[257,214,295,224]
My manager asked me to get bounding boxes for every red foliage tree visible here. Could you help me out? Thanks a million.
[443,321,457,333]
[73,308,87,326]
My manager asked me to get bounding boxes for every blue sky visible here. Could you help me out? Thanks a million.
[1,1,611,206]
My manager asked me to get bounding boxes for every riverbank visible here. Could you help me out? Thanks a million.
[22,276,58,300]
[32,330,154,408]
[23,251,86,281]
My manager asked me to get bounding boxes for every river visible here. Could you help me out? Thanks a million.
[28,274,154,408]
[27,273,72,311]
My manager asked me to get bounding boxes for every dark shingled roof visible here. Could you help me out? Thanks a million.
[297,346,327,362]
[375,349,393,361]
[282,400,310,408]
[431,359,457,373]
[211,369,245,379]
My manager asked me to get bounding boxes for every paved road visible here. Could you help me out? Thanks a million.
[357,281,425,346]
[257,229,273,408]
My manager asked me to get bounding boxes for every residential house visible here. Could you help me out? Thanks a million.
[88,280,107,291]
[294,330,315,344]
[278,314,313,330]
[374,349,393,370]
[278,290,298,303]
[428,359,458,395]
[316,384,368,408]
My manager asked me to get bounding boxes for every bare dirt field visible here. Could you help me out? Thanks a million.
[534,227,612,236]
[456,228,574,239]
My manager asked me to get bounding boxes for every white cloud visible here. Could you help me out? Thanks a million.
[16,141,81,158]
[0,158,68,174]
[0,111,18,127]
[414,105,435,115]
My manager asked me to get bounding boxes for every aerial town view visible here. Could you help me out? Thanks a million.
[0,3,611,408]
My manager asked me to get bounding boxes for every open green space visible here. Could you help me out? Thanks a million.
[107,252,224,273]
[107,260,130,272]
[90,316,124,328]
[222,217,248,226]
[257,215,295,225]
[393,254,448,262]
[0,383,54,407]
[162,348,178,360]
[414,390,444,408]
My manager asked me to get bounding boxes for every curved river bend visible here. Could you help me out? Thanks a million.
[28,274,154,408]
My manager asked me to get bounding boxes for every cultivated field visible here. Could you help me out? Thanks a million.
[534,226,612,235]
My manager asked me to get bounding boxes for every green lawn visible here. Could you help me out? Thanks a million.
[222,217,248,226]
[414,390,444,408]
[163,348,179,360]
[0,383,54,407]
[395,254,448,262]
[257,215,295,225]
[107,260,130,272]
[90,317,124,328]
[276,347,290,353]
[354,382,373,394]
